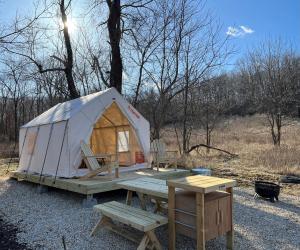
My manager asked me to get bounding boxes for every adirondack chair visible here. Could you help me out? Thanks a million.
[150,139,178,171]
[80,141,119,180]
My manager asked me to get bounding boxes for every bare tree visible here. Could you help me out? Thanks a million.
[105,0,122,93]
[59,0,79,98]
[138,0,231,140]
[240,40,297,145]
[3,0,80,99]
[196,76,229,152]
[0,58,29,141]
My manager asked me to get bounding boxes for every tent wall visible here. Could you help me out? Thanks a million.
[17,87,151,178]
[18,126,39,172]
[41,121,69,177]
[90,102,144,166]
[18,121,70,177]
[90,125,142,166]
[91,127,117,158]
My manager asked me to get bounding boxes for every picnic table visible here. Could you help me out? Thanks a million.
[116,175,236,250]
[117,177,169,213]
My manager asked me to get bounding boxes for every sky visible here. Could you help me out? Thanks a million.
[206,0,300,68]
[1,0,299,69]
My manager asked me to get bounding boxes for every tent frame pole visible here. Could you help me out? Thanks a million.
[25,126,40,179]
[20,128,28,160]
[102,114,119,162]
[39,123,54,182]
[102,114,116,127]
[53,121,68,184]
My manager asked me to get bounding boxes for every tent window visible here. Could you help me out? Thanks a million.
[118,131,129,152]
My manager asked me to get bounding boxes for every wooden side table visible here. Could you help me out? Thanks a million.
[167,175,236,250]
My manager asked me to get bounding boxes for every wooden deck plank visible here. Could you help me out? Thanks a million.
[9,168,190,195]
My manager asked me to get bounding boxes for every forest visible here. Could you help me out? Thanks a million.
[0,0,299,154]
[0,1,299,249]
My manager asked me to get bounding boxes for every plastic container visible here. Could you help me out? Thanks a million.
[191,168,212,176]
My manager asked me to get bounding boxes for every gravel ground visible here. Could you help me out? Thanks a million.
[0,216,30,249]
[0,178,299,250]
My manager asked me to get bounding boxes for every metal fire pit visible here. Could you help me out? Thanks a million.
[254,181,281,202]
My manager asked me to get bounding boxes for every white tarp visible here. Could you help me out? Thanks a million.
[17,88,150,178]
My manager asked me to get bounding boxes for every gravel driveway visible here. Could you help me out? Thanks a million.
[0,178,299,250]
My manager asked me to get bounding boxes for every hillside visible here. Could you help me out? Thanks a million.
[163,115,300,196]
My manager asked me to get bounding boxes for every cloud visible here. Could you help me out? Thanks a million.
[240,25,254,34]
[226,25,254,37]
[226,26,241,37]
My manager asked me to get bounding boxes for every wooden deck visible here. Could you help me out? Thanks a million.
[10,168,190,195]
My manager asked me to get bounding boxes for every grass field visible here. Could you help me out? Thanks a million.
[163,115,300,196]
[0,115,299,195]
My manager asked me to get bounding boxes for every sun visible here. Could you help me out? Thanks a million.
[63,18,76,33]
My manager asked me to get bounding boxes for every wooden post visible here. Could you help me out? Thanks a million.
[126,190,133,205]
[168,186,176,250]
[115,127,118,163]
[90,216,111,236]
[196,192,205,250]
[108,167,113,180]
[137,192,147,210]
[226,187,234,250]
[147,230,162,250]
[137,234,150,250]
[115,167,119,178]
[154,199,162,214]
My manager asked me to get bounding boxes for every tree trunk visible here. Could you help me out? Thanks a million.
[13,101,18,142]
[275,113,281,146]
[269,113,281,146]
[205,107,210,153]
[206,128,211,153]
[106,0,122,93]
[60,0,79,99]
[182,79,189,153]
[133,59,145,107]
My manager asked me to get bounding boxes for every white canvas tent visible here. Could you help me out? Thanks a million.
[17,88,150,178]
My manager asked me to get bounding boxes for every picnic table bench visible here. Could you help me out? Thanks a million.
[91,201,168,250]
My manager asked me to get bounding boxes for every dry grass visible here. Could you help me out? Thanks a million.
[0,115,299,195]
[162,115,300,196]
[0,162,18,178]
[0,141,18,158]
[0,141,18,178]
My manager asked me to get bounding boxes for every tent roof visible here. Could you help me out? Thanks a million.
[22,88,113,128]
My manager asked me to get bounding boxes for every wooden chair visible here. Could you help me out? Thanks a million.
[150,139,178,171]
[80,141,119,180]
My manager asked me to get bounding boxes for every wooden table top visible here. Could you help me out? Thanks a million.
[167,175,236,193]
[117,177,169,199]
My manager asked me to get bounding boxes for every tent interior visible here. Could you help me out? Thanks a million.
[88,102,145,168]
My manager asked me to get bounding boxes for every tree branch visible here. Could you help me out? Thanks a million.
[187,143,238,157]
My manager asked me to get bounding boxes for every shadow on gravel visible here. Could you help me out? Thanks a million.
[233,189,300,249]
[1,178,299,250]
[0,216,31,250]
[234,188,300,216]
